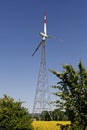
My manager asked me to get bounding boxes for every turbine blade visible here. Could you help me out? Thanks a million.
[44,12,47,35]
[32,40,44,56]
[47,35,56,39]
[47,35,64,42]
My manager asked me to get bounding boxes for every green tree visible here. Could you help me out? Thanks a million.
[50,61,87,129]
[0,95,33,130]
[52,109,68,121]
[40,111,51,121]
[40,109,68,121]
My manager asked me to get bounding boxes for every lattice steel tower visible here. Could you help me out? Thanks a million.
[32,13,54,117]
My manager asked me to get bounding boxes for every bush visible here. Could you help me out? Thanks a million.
[0,95,33,130]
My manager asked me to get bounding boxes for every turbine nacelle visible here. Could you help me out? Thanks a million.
[40,32,56,40]
[40,32,48,39]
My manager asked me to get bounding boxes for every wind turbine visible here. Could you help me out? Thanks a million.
[32,13,59,119]
[32,13,56,56]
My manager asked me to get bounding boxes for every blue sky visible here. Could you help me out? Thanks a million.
[0,0,87,112]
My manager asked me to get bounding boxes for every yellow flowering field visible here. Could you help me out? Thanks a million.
[32,121,71,130]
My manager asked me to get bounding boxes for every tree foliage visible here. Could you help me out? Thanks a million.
[40,109,68,121]
[0,95,33,130]
[51,109,68,121]
[50,61,87,129]
[40,111,51,121]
